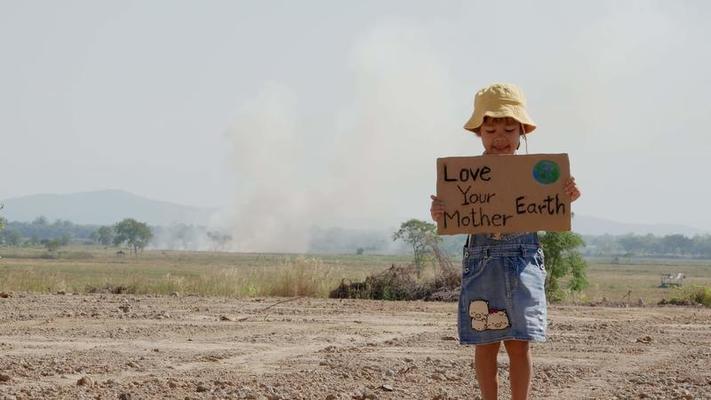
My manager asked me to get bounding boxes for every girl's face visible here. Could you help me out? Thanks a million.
[480,116,522,155]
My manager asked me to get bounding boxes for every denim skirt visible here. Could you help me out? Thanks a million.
[457,232,547,345]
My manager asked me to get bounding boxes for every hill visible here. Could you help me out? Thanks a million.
[0,190,213,226]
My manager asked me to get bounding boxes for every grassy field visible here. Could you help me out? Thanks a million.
[0,246,412,298]
[1,246,710,304]
[576,258,711,305]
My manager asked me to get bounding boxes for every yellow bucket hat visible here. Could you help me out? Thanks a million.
[463,83,536,135]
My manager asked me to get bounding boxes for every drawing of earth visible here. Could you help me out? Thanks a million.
[532,160,560,185]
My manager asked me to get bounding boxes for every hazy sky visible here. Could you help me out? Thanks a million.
[2,1,711,240]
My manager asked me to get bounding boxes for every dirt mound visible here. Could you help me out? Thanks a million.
[329,264,461,302]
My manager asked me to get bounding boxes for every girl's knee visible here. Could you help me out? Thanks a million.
[475,342,501,358]
[504,340,530,358]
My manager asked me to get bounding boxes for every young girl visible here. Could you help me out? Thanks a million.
[430,83,580,400]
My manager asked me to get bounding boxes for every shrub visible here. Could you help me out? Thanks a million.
[668,286,711,307]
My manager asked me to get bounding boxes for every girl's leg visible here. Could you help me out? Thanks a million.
[504,340,532,400]
[475,341,501,400]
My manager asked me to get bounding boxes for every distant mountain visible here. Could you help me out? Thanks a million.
[0,190,214,226]
[572,214,707,236]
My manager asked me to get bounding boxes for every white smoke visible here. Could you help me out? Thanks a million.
[220,82,317,252]
[223,20,462,253]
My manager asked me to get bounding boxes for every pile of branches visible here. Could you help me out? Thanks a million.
[329,263,461,302]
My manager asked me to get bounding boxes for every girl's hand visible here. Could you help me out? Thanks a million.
[430,195,445,222]
[564,176,581,202]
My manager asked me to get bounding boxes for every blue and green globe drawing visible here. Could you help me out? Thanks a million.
[532,160,560,185]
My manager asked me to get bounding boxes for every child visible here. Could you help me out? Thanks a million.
[429,83,580,400]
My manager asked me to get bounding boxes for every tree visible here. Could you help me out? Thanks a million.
[207,231,232,251]
[43,239,62,253]
[660,234,693,256]
[2,229,22,246]
[32,216,48,226]
[539,231,588,301]
[113,219,153,256]
[692,234,711,258]
[618,234,646,256]
[95,226,115,247]
[393,219,441,276]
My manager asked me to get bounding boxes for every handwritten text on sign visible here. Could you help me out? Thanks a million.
[435,154,571,235]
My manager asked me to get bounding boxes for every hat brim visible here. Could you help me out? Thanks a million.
[464,106,536,135]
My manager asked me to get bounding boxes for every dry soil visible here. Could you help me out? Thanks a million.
[0,294,709,399]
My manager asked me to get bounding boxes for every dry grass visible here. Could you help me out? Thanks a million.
[566,258,711,305]
[0,246,409,297]
[2,246,711,303]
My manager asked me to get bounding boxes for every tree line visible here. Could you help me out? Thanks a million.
[2,213,711,258]
[0,216,232,254]
[0,216,153,255]
[0,216,96,246]
[583,233,711,258]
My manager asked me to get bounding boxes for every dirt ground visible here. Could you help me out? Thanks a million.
[0,294,709,400]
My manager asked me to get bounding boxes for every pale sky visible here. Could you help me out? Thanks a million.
[2,1,710,239]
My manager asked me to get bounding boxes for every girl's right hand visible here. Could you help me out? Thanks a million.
[430,195,444,222]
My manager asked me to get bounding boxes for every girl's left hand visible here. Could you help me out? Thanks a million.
[565,176,581,202]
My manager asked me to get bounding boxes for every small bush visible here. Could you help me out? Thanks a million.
[690,287,711,307]
[547,288,568,303]
[662,286,711,307]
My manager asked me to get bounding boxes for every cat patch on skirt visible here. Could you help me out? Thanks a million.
[468,299,511,331]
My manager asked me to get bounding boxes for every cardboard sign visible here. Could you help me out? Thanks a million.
[436,154,571,235]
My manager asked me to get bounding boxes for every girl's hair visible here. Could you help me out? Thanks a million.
[482,116,518,126]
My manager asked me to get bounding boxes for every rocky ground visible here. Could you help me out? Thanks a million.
[0,293,709,399]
